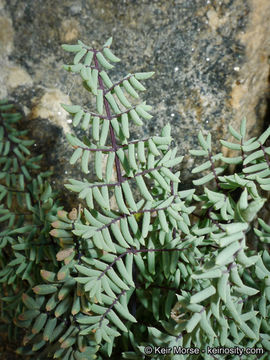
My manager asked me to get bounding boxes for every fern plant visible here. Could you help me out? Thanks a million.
[1,38,270,360]
[0,100,60,346]
[30,37,193,359]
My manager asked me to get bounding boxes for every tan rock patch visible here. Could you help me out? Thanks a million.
[31,89,71,134]
[60,19,79,43]
[6,66,33,88]
[230,0,270,134]
[230,82,248,110]
[0,16,14,56]
[206,9,227,31]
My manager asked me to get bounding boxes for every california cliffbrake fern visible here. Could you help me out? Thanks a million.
[1,38,270,359]
[0,100,61,348]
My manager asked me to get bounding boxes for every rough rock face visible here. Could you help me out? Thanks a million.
[0,0,269,196]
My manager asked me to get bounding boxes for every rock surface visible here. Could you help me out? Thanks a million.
[0,0,270,198]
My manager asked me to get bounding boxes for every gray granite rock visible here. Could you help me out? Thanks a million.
[0,0,270,202]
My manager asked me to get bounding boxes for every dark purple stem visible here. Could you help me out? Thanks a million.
[97,246,190,281]
[94,53,123,184]
[75,137,151,153]
[79,165,164,193]
[104,75,133,95]
[96,195,177,232]
[99,289,127,326]
[259,142,270,168]
[207,207,225,232]
[208,150,220,189]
